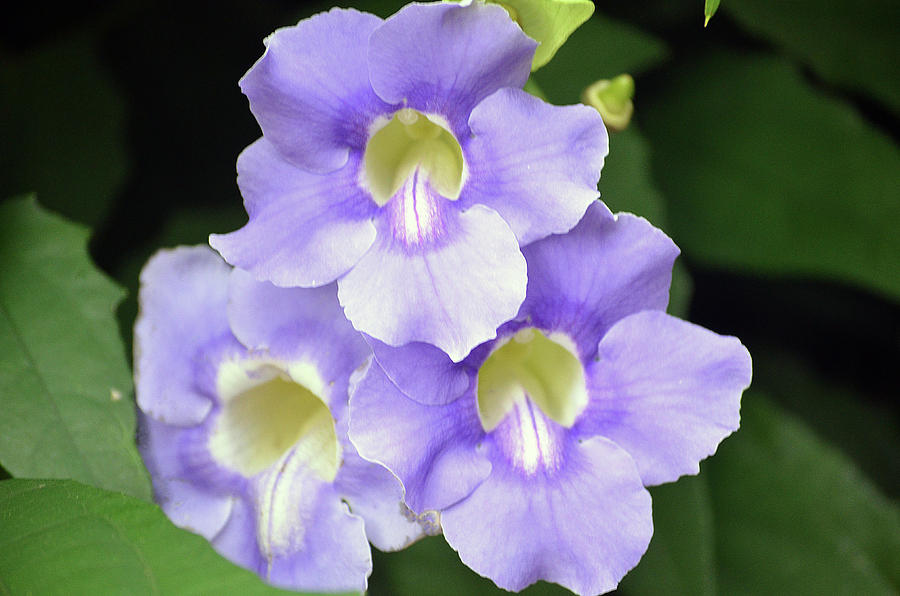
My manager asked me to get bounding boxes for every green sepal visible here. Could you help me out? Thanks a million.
[582,74,635,132]
[704,0,721,26]
[489,0,595,71]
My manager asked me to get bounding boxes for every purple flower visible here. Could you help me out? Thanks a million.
[349,203,752,595]
[209,2,608,361]
[135,246,426,592]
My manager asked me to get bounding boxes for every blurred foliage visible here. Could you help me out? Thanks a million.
[723,0,900,115]
[532,14,669,105]
[0,198,149,500]
[706,396,900,595]
[0,0,897,594]
[619,475,716,596]
[0,33,127,227]
[642,52,900,302]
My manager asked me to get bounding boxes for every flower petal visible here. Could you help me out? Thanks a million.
[349,361,490,513]
[210,140,377,287]
[339,204,526,362]
[138,415,233,540]
[134,246,230,425]
[463,87,608,245]
[442,435,652,595]
[366,335,475,406]
[254,450,372,592]
[227,269,370,402]
[240,8,392,173]
[521,206,678,359]
[210,478,371,593]
[368,2,535,135]
[579,310,752,486]
[335,446,428,552]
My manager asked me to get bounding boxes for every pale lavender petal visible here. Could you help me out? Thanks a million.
[366,335,475,406]
[134,246,230,425]
[349,362,490,513]
[339,204,526,362]
[442,435,652,595]
[579,310,752,486]
[521,206,678,359]
[463,88,608,245]
[335,446,426,552]
[138,415,233,540]
[240,8,391,173]
[212,446,372,592]
[227,269,370,395]
[246,452,371,592]
[368,2,535,135]
[209,140,377,287]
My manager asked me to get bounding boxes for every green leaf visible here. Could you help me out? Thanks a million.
[0,33,128,227]
[532,15,668,105]
[619,475,717,596]
[705,396,900,594]
[704,0,721,26]
[0,479,309,595]
[489,0,594,71]
[0,197,150,499]
[751,348,900,497]
[724,0,900,114]
[641,53,900,301]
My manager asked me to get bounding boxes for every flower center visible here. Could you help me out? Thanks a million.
[209,362,340,480]
[476,328,588,432]
[364,108,465,206]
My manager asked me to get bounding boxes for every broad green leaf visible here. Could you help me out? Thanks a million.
[488,0,594,70]
[751,348,900,497]
[0,479,307,595]
[532,15,668,105]
[619,475,716,596]
[706,396,900,594]
[724,0,900,115]
[0,33,128,227]
[704,0,721,26]
[641,53,900,301]
[0,197,150,499]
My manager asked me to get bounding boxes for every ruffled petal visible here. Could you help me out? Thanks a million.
[134,246,230,425]
[579,310,752,486]
[210,140,377,287]
[368,2,535,135]
[349,362,490,513]
[240,8,392,173]
[338,204,526,362]
[227,269,370,403]
[138,415,233,540]
[335,447,427,552]
[442,435,652,595]
[520,206,678,359]
[249,450,371,592]
[366,335,475,406]
[209,481,371,593]
[463,88,608,245]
